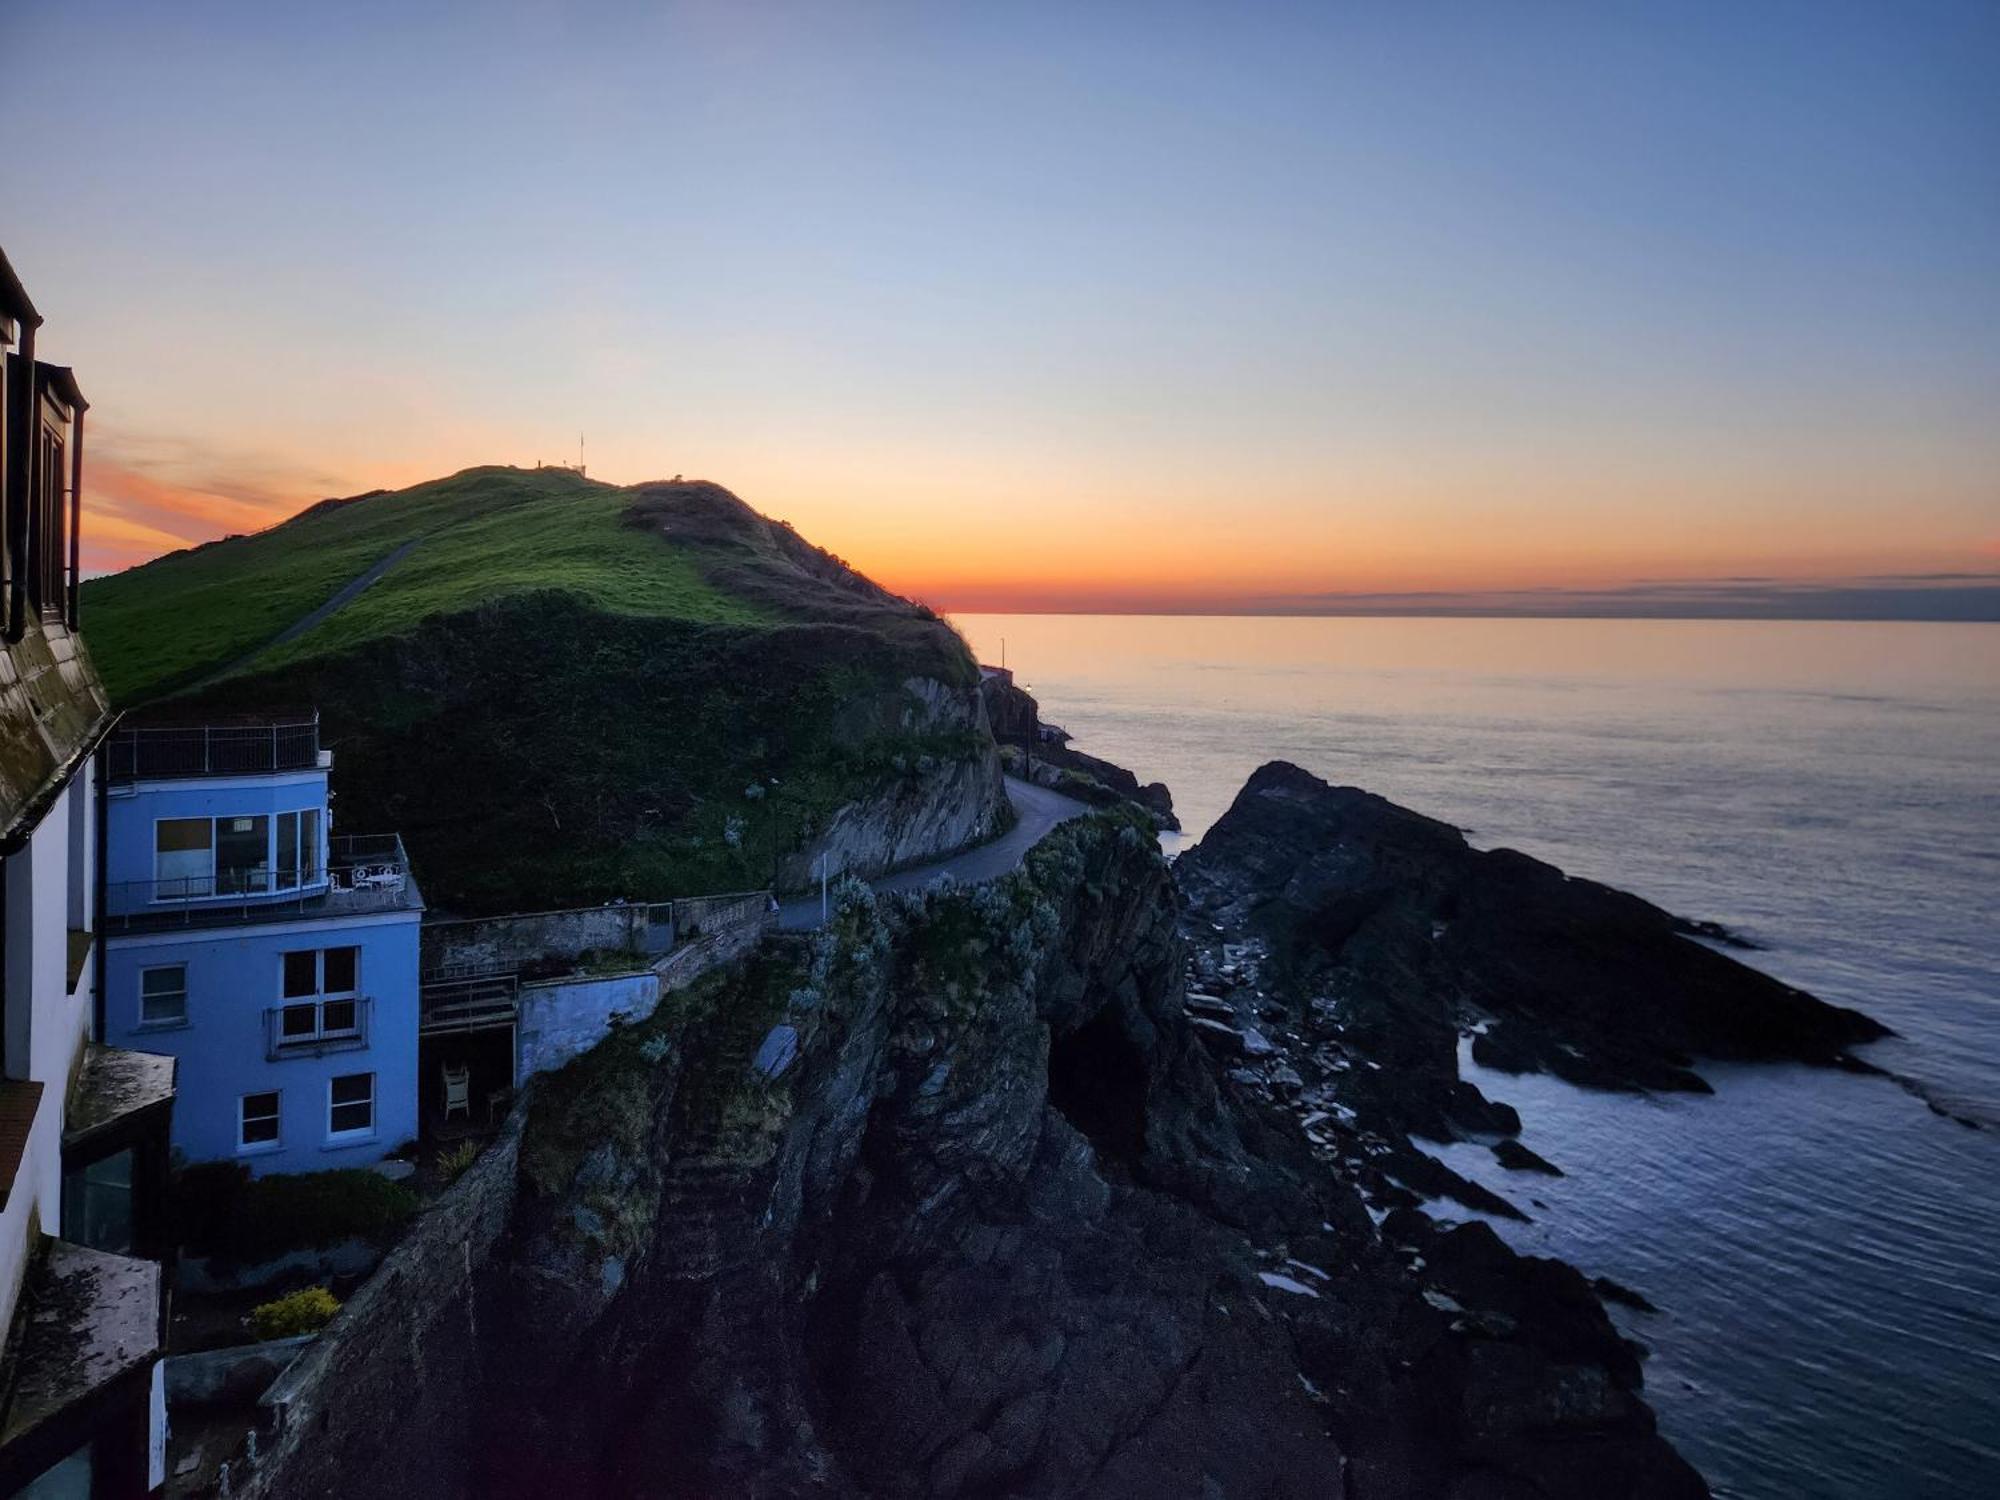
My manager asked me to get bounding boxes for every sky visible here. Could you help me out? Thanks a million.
[3,0,1997,616]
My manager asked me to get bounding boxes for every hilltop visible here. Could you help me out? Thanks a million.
[82,467,1007,911]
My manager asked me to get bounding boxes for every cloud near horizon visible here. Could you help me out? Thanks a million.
[81,430,348,574]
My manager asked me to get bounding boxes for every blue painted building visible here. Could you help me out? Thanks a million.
[100,716,422,1175]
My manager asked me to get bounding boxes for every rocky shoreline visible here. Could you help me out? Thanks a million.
[261,744,1904,1500]
[440,748,1916,1498]
[1175,763,1889,1214]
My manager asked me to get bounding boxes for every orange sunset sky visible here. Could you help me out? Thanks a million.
[4,3,1996,615]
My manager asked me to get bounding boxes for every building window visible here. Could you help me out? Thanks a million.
[240,1091,281,1150]
[139,965,188,1027]
[154,814,271,897]
[275,808,322,890]
[328,1073,374,1138]
[155,818,214,897]
[275,946,364,1050]
[283,945,358,998]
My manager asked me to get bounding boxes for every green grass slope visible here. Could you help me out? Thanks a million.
[82,468,984,911]
[83,467,765,704]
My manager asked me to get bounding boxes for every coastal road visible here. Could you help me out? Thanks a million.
[776,776,1089,930]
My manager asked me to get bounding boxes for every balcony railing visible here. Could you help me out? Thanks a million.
[419,972,520,1035]
[265,995,373,1061]
[106,716,321,782]
[105,834,419,931]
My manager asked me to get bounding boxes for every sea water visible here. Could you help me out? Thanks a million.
[952,614,2000,1500]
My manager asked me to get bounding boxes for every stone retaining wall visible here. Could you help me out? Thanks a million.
[422,903,658,976]
[234,1101,527,1499]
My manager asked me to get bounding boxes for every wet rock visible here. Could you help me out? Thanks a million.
[1493,1138,1563,1176]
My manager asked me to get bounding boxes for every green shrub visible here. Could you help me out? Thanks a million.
[175,1167,420,1264]
[435,1140,481,1182]
[249,1286,340,1340]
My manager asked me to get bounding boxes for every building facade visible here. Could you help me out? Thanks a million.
[1,247,176,1498]
[100,717,422,1175]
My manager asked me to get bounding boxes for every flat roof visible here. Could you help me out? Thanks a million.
[0,1240,161,1449]
[63,1046,176,1151]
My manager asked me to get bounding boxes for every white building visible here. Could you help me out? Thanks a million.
[0,247,176,1497]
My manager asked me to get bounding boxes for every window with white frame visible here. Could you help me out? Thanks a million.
[277,945,361,1044]
[138,964,188,1027]
[239,1091,281,1150]
[328,1073,374,1138]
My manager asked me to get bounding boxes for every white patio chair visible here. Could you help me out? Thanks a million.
[442,1063,471,1122]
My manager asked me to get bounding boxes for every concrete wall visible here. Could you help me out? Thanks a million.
[515,970,658,1083]
[234,1101,527,1500]
[422,903,655,976]
[103,911,420,1173]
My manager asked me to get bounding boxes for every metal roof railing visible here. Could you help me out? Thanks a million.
[106,715,321,782]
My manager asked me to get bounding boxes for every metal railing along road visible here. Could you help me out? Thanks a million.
[106,716,321,781]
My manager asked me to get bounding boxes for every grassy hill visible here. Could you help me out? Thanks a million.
[82,467,985,911]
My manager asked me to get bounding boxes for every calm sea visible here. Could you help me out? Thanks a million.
[953,614,2000,1500]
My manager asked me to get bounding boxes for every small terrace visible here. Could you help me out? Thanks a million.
[104,834,423,933]
[106,714,322,783]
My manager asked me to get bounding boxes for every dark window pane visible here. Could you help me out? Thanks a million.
[277,813,300,891]
[216,815,269,894]
[322,947,358,993]
[331,1073,371,1105]
[321,999,357,1034]
[282,950,318,998]
[280,1004,317,1038]
[241,1093,280,1145]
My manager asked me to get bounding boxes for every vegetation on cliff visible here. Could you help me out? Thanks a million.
[485,810,1700,1498]
[83,467,996,910]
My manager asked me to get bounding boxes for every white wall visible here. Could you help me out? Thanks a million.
[0,777,96,1338]
[515,971,659,1083]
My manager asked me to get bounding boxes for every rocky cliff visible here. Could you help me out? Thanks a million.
[467,809,1704,1498]
[776,676,1010,889]
[979,670,1178,829]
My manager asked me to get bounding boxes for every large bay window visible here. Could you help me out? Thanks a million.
[154,814,270,896]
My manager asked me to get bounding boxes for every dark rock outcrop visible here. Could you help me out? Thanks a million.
[979,671,1179,830]
[1177,761,1886,1119]
[469,811,1703,1499]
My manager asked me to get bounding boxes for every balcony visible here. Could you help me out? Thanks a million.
[265,995,373,1061]
[106,715,320,782]
[419,972,519,1036]
[104,833,423,932]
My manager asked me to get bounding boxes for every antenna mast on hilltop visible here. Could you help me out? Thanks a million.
[579,432,586,478]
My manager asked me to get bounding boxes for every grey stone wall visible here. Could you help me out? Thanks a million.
[235,1102,527,1500]
[655,902,773,992]
[422,903,655,975]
